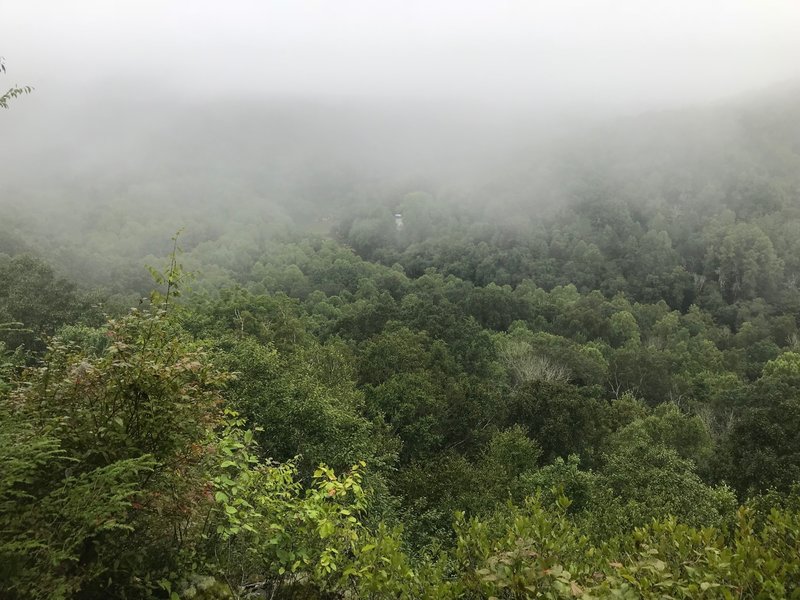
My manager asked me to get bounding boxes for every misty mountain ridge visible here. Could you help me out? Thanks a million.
[1,79,799,291]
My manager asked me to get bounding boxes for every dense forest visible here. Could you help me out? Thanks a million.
[4,54,800,599]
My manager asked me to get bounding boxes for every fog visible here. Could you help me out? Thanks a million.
[5,1,800,110]
[2,1,800,283]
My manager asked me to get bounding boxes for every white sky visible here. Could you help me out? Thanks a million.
[3,1,800,113]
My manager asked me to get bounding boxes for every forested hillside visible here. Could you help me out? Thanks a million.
[3,79,800,598]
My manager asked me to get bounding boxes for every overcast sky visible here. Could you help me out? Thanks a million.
[4,1,800,115]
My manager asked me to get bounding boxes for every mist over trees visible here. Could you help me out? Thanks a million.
[3,2,800,598]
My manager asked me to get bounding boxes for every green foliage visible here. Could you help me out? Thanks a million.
[0,403,156,599]
[601,438,736,532]
[509,381,612,465]
[703,216,783,302]
[0,302,229,597]
[0,254,100,351]
[718,351,800,495]
[202,417,372,597]
[0,57,33,109]
[605,403,714,472]
[595,507,800,598]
